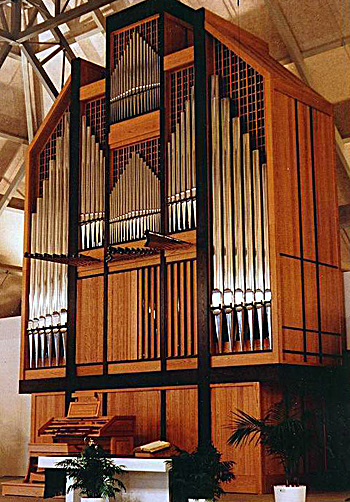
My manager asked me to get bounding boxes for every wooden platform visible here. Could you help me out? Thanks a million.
[1,477,64,499]
[1,479,44,498]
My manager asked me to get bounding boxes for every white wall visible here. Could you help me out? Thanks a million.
[345,272,350,350]
[0,207,24,268]
[0,316,31,477]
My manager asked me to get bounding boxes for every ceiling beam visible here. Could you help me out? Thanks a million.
[0,5,9,31]
[25,0,75,62]
[11,0,22,37]
[21,41,58,100]
[339,204,350,229]
[17,0,114,43]
[21,51,34,142]
[222,0,237,20]
[41,45,62,65]
[335,128,350,179]
[26,6,39,30]
[264,0,350,183]
[8,196,24,211]
[0,130,28,144]
[92,9,106,34]
[0,263,22,274]
[279,36,350,65]
[264,0,313,86]
[0,27,14,43]
[0,162,25,218]
[0,43,11,69]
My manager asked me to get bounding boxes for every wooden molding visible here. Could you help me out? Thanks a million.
[24,367,66,379]
[211,352,278,368]
[109,111,160,149]
[166,358,198,371]
[164,46,194,71]
[80,78,105,101]
[108,360,161,374]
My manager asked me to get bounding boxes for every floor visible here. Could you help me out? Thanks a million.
[222,491,350,501]
[1,477,350,502]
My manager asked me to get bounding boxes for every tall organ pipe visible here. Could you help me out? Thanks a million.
[210,75,223,344]
[210,75,272,353]
[27,112,70,368]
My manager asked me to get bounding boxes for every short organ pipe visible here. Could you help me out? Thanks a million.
[80,116,105,250]
[109,152,160,244]
[110,29,160,123]
[166,87,196,233]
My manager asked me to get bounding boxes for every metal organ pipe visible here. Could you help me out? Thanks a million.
[80,115,105,250]
[110,30,160,123]
[27,112,70,368]
[221,98,234,351]
[166,87,196,233]
[210,75,224,344]
[109,152,160,244]
[210,75,272,353]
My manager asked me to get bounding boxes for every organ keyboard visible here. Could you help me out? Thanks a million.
[38,415,136,454]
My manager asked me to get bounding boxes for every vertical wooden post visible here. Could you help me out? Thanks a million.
[194,8,211,447]
[67,58,80,383]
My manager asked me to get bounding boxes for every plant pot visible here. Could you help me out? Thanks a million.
[188,499,213,502]
[81,498,105,502]
[273,485,306,502]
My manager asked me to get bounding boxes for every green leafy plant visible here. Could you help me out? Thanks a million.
[168,443,235,502]
[227,400,312,487]
[56,440,125,499]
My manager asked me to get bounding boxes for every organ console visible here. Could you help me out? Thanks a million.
[18,0,344,495]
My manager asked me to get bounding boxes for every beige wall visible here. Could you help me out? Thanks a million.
[0,316,30,476]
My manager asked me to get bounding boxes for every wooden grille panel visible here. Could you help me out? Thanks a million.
[38,112,67,196]
[85,97,106,146]
[137,265,161,360]
[170,65,194,133]
[112,17,159,68]
[214,39,265,153]
[167,259,197,358]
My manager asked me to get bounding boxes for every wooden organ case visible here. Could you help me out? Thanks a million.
[19,0,345,494]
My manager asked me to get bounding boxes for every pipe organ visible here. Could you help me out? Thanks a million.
[20,0,344,495]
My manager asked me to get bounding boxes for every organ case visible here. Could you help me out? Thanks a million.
[19,0,344,494]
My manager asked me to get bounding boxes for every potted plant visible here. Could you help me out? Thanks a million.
[56,440,125,502]
[227,399,312,502]
[167,443,234,502]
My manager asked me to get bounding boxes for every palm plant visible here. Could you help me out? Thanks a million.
[227,400,311,487]
[56,440,125,499]
[168,443,235,502]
